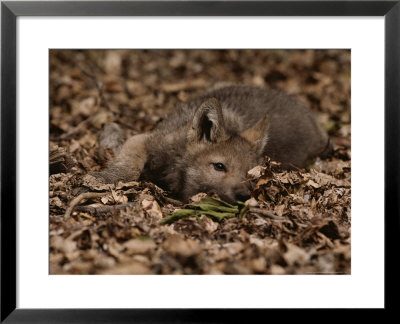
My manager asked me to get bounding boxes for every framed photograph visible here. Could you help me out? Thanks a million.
[1,0,398,321]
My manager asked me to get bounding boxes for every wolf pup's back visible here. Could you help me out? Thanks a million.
[152,85,329,167]
[94,85,330,202]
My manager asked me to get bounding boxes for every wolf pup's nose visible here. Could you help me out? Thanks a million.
[234,187,251,202]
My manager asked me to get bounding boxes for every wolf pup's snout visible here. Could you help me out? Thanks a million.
[233,184,251,202]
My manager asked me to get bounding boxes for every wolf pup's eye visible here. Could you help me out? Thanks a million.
[213,162,226,172]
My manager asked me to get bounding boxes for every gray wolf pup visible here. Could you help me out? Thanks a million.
[93,85,330,203]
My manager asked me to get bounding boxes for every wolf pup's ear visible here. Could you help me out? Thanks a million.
[189,98,227,143]
[241,114,270,153]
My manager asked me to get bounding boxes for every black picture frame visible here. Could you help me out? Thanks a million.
[1,0,398,322]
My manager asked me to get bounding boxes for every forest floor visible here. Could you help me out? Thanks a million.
[49,49,351,274]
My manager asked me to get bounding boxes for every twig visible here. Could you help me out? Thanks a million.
[81,67,112,111]
[142,181,183,206]
[51,117,93,141]
[64,192,107,220]
[249,207,288,221]
[287,163,302,172]
[163,196,184,206]
[78,213,96,221]
[74,202,138,216]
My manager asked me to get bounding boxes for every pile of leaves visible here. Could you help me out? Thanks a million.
[49,49,350,274]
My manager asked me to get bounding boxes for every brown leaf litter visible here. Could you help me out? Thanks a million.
[49,49,351,274]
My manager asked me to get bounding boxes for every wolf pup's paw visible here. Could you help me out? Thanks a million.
[97,122,126,164]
